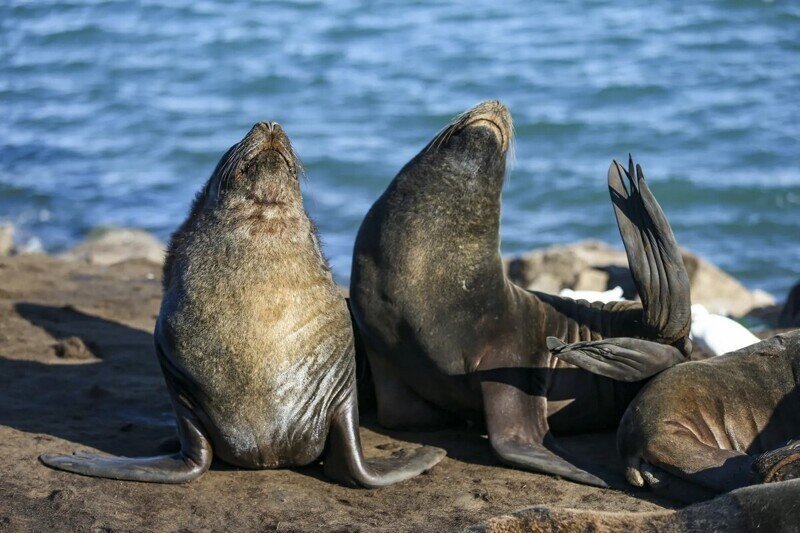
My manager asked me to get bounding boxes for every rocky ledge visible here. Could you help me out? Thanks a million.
[0,227,795,530]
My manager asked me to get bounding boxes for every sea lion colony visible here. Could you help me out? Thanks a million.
[40,102,798,525]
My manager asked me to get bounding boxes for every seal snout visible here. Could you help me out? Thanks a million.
[460,100,512,152]
[243,121,296,170]
[248,121,286,146]
[255,121,280,133]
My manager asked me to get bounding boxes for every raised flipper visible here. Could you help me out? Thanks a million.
[39,391,212,483]
[323,386,446,488]
[609,156,691,352]
[546,336,684,382]
[480,375,608,487]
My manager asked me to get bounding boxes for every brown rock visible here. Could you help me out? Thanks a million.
[59,228,164,266]
[505,240,774,318]
[53,336,96,360]
[681,252,774,317]
[469,479,800,533]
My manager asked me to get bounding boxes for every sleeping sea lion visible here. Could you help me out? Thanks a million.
[615,330,800,502]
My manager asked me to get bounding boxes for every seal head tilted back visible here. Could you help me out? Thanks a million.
[41,122,445,486]
[351,101,691,487]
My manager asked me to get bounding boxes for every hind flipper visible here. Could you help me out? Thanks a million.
[323,385,446,488]
[40,393,212,483]
[479,373,608,487]
[608,156,691,350]
[640,462,719,504]
[546,336,684,381]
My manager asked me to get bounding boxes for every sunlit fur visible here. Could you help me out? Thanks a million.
[160,122,353,468]
[376,100,514,297]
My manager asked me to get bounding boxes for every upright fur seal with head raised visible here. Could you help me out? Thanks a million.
[41,122,445,487]
[350,100,691,487]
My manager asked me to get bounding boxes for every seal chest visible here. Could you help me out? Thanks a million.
[167,224,353,468]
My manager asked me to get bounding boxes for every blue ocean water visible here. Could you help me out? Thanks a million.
[1,1,798,296]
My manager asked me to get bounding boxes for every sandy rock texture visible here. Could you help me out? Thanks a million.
[505,240,775,318]
[469,479,800,533]
[58,227,165,266]
[0,253,676,532]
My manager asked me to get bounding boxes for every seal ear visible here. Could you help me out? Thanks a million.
[546,336,685,382]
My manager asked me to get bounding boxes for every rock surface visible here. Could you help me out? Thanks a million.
[505,240,774,318]
[469,479,800,533]
[0,254,674,531]
[59,228,164,266]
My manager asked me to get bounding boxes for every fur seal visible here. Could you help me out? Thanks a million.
[469,479,800,533]
[350,100,692,487]
[40,122,445,486]
[616,330,800,502]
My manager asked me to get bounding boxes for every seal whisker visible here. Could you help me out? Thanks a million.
[222,141,249,193]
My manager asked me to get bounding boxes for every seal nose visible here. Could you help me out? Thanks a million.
[255,121,281,132]
[250,121,286,144]
[464,100,512,151]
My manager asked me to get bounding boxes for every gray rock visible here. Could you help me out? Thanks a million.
[505,240,774,318]
[60,228,164,266]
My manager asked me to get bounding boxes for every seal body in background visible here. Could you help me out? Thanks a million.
[618,330,800,501]
[41,122,445,487]
[350,100,692,487]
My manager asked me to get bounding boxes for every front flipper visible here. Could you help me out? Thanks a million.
[480,376,608,488]
[40,329,213,484]
[40,393,212,483]
[609,156,691,351]
[546,336,684,382]
[323,386,446,488]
